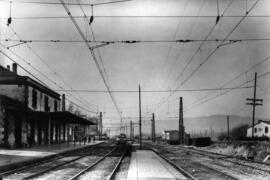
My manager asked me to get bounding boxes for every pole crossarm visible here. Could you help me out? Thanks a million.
[7,41,30,49]
[90,42,114,50]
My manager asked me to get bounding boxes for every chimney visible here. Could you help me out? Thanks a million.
[6,65,10,71]
[12,63,17,74]
[62,94,66,111]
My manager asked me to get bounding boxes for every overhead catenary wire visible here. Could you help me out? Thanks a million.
[153,0,190,91]
[154,0,260,112]
[59,0,122,119]
[0,43,98,114]
[189,55,270,107]
[2,15,270,20]
[4,26,99,112]
[160,0,206,91]
[4,38,269,43]
[76,0,119,117]
[186,71,270,112]
[169,0,235,90]
[53,86,252,93]
[1,0,133,6]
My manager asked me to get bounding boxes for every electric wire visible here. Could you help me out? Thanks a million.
[3,38,270,43]
[53,86,252,93]
[189,55,270,107]
[154,0,260,112]
[161,0,206,91]
[76,0,118,116]
[6,26,99,112]
[170,0,235,90]
[1,0,133,6]
[59,0,122,118]
[153,0,189,91]
[186,71,270,112]
[2,15,270,20]
[0,43,97,114]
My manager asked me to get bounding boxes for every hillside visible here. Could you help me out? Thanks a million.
[141,115,269,139]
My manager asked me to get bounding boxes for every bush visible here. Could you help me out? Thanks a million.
[231,124,249,140]
[218,132,228,141]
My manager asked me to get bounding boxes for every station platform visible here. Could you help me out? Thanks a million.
[0,141,103,172]
[127,150,187,180]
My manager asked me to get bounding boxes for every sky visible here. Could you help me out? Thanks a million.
[0,0,270,133]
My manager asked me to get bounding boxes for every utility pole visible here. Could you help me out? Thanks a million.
[151,113,156,142]
[227,115,230,142]
[179,97,184,144]
[246,72,263,138]
[120,111,122,133]
[99,112,102,138]
[130,121,133,140]
[210,119,213,139]
[139,85,142,149]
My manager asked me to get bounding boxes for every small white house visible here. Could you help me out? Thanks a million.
[247,120,270,138]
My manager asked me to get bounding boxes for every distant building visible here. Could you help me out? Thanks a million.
[162,130,189,145]
[0,63,95,148]
[246,120,270,138]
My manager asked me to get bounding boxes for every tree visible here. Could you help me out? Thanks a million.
[67,102,74,113]
[217,132,227,141]
[74,108,81,116]
[231,124,249,140]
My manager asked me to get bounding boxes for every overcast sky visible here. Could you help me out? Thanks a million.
[0,0,270,130]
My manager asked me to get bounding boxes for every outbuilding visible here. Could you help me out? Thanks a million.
[246,120,270,138]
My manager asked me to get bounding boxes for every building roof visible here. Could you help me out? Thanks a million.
[0,95,94,125]
[0,65,60,99]
[247,120,270,129]
[0,95,28,110]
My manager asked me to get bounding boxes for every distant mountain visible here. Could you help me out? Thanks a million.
[141,114,269,139]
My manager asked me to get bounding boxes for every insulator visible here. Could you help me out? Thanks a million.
[89,15,94,24]
[7,17,12,26]
[216,15,220,24]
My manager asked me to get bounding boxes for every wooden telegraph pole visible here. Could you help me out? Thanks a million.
[151,113,156,142]
[179,97,184,144]
[139,85,142,149]
[130,121,133,140]
[246,72,263,138]
[99,112,102,139]
[227,115,230,142]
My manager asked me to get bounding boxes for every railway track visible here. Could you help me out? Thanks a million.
[1,143,129,180]
[67,146,128,180]
[174,145,270,174]
[0,142,116,180]
[148,145,239,180]
[0,142,105,177]
[149,142,270,179]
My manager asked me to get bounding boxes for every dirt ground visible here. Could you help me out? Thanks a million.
[200,141,270,161]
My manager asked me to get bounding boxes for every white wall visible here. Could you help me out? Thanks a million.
[247,122,270,137]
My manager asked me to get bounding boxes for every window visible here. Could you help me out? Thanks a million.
[32,89,37,109]
[54,100,58,112]
[254,128,257,133]
[45,96,49,112]
[265,127,269,134]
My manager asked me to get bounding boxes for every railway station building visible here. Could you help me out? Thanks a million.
[0,63,96,148]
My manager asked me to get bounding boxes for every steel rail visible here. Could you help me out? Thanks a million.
[67,147,118,180]
[177,146,270,174]
[145,143,239,180]
[23,147,115,180]
[150,148,197,180]
[0,142,104,178]
[106,148,128,180]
